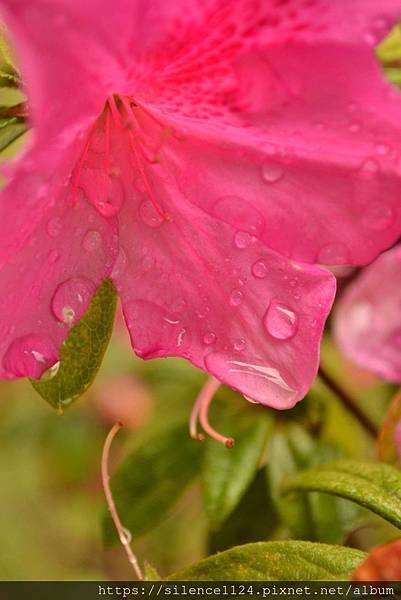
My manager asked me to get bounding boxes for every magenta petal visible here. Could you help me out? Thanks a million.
[113,171,336,409]
[334,245,401,382]
[0,171,118,380]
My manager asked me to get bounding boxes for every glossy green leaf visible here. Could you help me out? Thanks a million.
[283,459,401,530]
[167,541,366,581]
[102,423,203,545]
[202,416,271,530]
[267,424,359,543]
[377,25,401,65]
[209,470,278,554]
[32,279,117,410]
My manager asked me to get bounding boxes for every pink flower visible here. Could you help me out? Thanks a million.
[0,0,400,410]
[335,245,401,382]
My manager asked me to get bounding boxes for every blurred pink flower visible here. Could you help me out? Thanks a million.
[0,0,400,408]
[335,245,401,382]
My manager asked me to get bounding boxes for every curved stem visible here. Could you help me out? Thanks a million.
[318,365,378,438]
[101,422,144,580]
[197,377,235,448]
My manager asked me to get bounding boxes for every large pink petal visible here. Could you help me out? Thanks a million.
[334,245,401,383]
[0,109,119,379]
[112,153,336,409]
[142,0,401,266]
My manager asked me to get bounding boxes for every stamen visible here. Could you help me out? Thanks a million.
[128,130,169,222]
[190,376,235,448]
[71,121,96,203]
[101,422,144,580]
[108,95,123,128]
[104,105,111,172]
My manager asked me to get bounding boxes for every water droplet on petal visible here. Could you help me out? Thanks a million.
[363,203,394,230]
[111,247,127,278]
[203,332,216,345]
[204,352,297,407]
[47,217,62,238]
[213,196,265,236]
[234,231,253,249]
[264,301,298,340]
[230,289,244,307]
[139,199,164,228]
[48,249,60,264]
[51,277,95,325]
[3,334,58,378]
[261,162,285,183]
[244,394,260,404]
[375,143,390,156]
[359,158,380,178]
[252,260,268,278]
[318,243,349,265]
[40,360,60,381]
[234,337,246,351]
[83,229,102,252]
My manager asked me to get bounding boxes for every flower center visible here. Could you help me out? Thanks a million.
[71,95,171,221]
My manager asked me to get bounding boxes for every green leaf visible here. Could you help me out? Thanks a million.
[202,416,271,530]
[283,459,401,530]
[31,279,117,410]
[209,470,279,554]
[102,423,203,545]
[267,424,359,543]
[377,25,401,65]
[0,117,26,152]
[167,541,366,581]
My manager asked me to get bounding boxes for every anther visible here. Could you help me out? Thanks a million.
[189,376,235,448]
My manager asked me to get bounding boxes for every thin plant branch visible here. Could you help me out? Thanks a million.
[318,365,378,438]
[101,421,144,580]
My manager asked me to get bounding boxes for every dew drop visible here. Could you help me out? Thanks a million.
[234,231,253,249]
[375,143,390,157]
[362,203,394,231]
[47,217,62,238]
[348,122,361,133]
[264,301,298,340]
[111,247,127,278]
[51,277,95,325]
[204,352,297,407]
[3,334,58,378]
[230,289,244,307]
[141,254,155,271]
[261,162,285,183]
[203,331,216,345]
[89,175,124,217]
[119,527,132,545]
[212,196,265,236]
[359,158,380,178]
[40,360,60,381]
[233,337,246,351]
[48,249,60,264]
[252,260,268,279]
[318,243,349,265]
[83,229,102,252]
[139,199,164,228]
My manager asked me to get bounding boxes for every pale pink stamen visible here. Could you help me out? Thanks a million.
[190,376,235,448]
